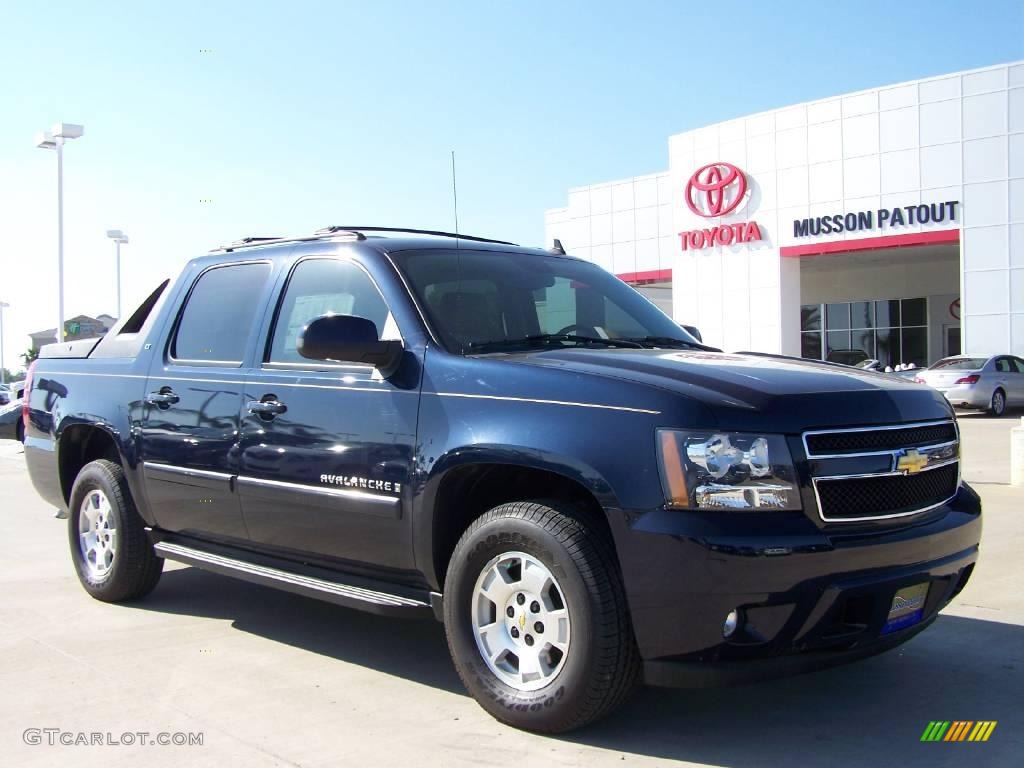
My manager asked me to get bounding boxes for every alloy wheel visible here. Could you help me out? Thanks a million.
[78,489,118,579]
[992,390,1006,416]
[471,551,571,692]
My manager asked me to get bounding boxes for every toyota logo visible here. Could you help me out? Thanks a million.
[685,162,748,218]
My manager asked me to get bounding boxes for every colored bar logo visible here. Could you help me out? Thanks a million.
[921,721,997,742]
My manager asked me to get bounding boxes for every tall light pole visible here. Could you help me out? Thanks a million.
[35,122,84,344]
[105,230,129,319]
[0,301,8,385]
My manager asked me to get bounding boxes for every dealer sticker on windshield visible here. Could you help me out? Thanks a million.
[882,582,929,635]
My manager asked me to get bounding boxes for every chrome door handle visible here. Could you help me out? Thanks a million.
[247,399,287,417]
[145,389,179,407]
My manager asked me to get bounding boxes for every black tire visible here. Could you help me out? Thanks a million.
[443,500,640,733]
[16,419,24,443]
[990,388,1007,417]
[68,459,163,602]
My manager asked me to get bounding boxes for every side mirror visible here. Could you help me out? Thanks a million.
[297,315,403,377]
[681,324,703,343]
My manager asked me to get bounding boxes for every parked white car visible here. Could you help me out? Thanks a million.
[915,355,1024,416]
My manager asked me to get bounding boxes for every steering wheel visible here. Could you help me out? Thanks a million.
[555,323,598,337]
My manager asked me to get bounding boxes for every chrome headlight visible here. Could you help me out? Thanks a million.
[656,430,801,510]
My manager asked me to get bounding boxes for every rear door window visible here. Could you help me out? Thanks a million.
[172,262,271,364]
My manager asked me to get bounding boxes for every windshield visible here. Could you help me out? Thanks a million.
[930,357,988,371]
[392,249,698,354]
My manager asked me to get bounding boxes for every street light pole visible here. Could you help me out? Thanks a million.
[105,230,129,319]
[0,301,8,385]
[35,122,83,345]
[56,136,64,342]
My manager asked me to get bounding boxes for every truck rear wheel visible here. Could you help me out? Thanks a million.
[443,500,639,733]
[68,459,163,602]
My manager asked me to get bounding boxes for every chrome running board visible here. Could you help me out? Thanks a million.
[154,540,435,618]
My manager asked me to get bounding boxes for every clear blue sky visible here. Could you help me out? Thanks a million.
[0,0,1021,373]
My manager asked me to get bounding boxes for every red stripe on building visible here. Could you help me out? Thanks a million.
[779,228,960,258]
[616,268,672,285]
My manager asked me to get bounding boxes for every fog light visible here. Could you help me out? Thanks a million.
[723,609,740,638]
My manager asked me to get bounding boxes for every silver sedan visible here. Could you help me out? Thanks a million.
[915,355,1024,416]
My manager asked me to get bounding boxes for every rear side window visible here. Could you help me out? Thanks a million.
[267,258,392,364]
[120,279,169,334]
[172,262,270,363]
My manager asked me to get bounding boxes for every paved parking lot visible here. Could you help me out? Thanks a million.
[1,415,1021,767]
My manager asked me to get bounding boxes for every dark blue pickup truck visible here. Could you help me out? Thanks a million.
[23,227,980,733]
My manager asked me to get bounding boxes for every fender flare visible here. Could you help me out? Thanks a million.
[54,416,142,508]
[412,443,622,589]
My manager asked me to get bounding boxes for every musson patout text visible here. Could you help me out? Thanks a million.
[793,201,960,238]
[677,200,960,250]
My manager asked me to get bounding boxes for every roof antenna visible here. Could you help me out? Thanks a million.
[451,149,463,353]
[451,150,460,243]
[550,238,566,255]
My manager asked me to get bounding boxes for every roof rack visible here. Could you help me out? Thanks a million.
[313,226,516,246]
[228,236,282,246]
[212,226,516,253]
[211,231,363,253]
[211,235,288,253]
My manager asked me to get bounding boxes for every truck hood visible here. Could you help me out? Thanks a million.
[500,348,953,431]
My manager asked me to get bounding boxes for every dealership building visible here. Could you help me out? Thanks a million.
[544,60,1024,366]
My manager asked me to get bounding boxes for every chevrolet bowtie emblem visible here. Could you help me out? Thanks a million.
[896,448,929,475]
[519,614,526,630]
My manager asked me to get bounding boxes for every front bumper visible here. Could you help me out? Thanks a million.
[611,483,981,687]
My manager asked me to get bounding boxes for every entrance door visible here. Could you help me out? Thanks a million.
[235,254,420,571]
[944,325,961,358]
[139,261,273,541]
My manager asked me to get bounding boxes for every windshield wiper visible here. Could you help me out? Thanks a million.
[468,334,644,352]
[623,336,705,349]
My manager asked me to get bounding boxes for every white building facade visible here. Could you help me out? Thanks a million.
[545,60,1024,365]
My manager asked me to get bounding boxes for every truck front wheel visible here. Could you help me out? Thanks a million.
[68,459,163,602]
[443,500,639,733]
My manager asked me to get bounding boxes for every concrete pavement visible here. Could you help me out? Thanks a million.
[0,416,1020,767]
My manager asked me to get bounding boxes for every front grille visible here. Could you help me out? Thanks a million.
[815,463,959,521]
[805,421,957,456]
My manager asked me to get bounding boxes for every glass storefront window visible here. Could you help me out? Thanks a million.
[826,303,851,330]
[801,304,822,332]
[851,301,873,329]
[876,327,901,368]
[800,296,932,367]
[902,327,927,367]
[801,332,822,359]
[853,329,876,359]
[826,330,851,355]
[901,297,927,327]
[875,300,900,327]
